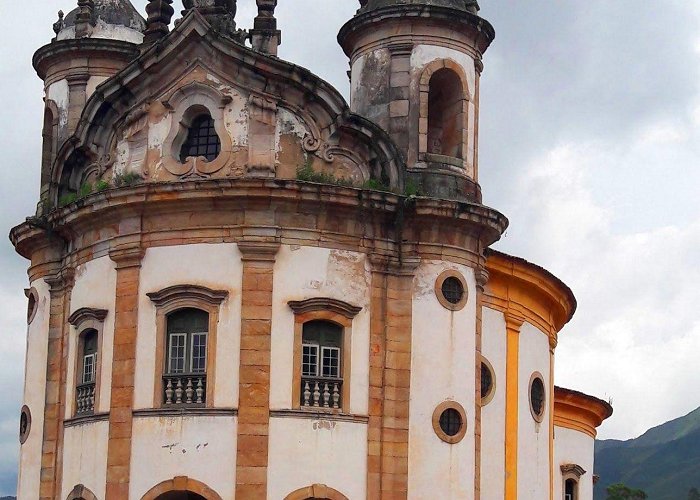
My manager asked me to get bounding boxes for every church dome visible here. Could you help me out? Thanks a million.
[360,0,480,14]
[56,0,146,44]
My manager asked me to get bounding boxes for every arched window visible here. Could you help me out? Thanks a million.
[288,298,362,413]
[69,307,107,417]
[76,329,98,415]
[179,114,221,163]
[301,320,343,408]
[427,68,464,159]
[164,308,209,406]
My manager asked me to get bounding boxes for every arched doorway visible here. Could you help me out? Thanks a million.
[141,476,223,500]
[284,484,349,500]
[153,493,206,500]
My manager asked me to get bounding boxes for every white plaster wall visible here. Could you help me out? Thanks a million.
[135,243,242,409]
[270,246,371,415]
[480,307,507,500]
[60,421,109,499]
[267,417,367,499]
[47,79,69,129]
[16,278,50,500]
[554,426,595,500]
[408,261,477,499]
[130,416,237,499]
[349,55,366,111]
[67,256,117,416]
[518,322,552,500]
[86,76,109,100]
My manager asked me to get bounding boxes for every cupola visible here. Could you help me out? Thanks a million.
[54,0,146,44]
[339,0,494,202]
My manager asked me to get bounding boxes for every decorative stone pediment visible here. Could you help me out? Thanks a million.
[288,297,362,320]
[68,307,108,327]
[147,285,229,309]
[560,463,587,479]
[49,8,405,207]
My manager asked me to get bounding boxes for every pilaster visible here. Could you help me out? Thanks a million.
[504,314,524,500]
[105,246,144,500]
[235,240,280,498]
[367,255,419,499]
[39,267,75,500]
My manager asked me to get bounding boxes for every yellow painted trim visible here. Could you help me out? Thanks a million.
[553,387,613,439]
[549,351,555,500]
[484,251,576,349]
[504,315,523,500]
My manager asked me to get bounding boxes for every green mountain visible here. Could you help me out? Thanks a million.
[594,407,700,500]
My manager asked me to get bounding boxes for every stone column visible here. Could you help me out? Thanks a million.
[105,246,144,500]
[40,268,74,500]
[235,241,280,498]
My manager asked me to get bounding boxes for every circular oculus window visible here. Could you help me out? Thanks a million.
[26,288,39,325]
[19,405,31,444]
[432,401,467,444]
[480,358,496,405]
[435,271,468,311]
[529,373,546,422]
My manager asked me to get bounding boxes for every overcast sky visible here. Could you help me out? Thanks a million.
[1,0,699,495]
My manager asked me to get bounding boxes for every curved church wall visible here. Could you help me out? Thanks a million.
[408,261,477,499]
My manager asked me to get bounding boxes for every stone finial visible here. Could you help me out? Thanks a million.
[143,0,175,45]
[182,0,239,37]
[53,10,65,36]
[75,0,95,38]
[251,0,280,55]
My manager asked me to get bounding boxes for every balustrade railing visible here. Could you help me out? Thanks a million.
[76,382,95,415]
[163,373,206,406]
[300,376,342,410]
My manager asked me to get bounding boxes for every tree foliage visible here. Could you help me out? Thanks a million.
[606,483,648,500]
[688,487,700,500]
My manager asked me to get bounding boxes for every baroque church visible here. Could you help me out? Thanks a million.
[11,0,612,498]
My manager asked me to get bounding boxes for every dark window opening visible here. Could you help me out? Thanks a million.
[565,478,577,500]
[427,68,464,159]
[531,376,545,417]
[301,320,343,409]
[441,277,464,305]
[481,362,493,399]
[439,408,463,437]
[179,115,221,162]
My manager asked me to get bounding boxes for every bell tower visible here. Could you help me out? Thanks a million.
[338,0,494,202]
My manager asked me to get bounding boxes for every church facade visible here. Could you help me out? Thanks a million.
[11,1,612,499]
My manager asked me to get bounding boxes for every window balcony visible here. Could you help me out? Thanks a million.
[163,373,206,406]
[75,382,95,415]
[301,376,342,410]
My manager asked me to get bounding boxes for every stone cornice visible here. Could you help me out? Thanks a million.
[146,285,229,309]
[553,386,613,439]
[288,298,362,320]
[68,307,108,327]
[32,38,140,80]
[338,4,495,57]
[10,180,507,270]
[483,249,576,348]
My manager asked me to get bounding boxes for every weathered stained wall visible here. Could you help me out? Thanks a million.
[60,421,109,499]
[135,243,243,409]
[129,415,237,499]
[408,261,477,499]
[17,279,50,500]
[267,418,367,499]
